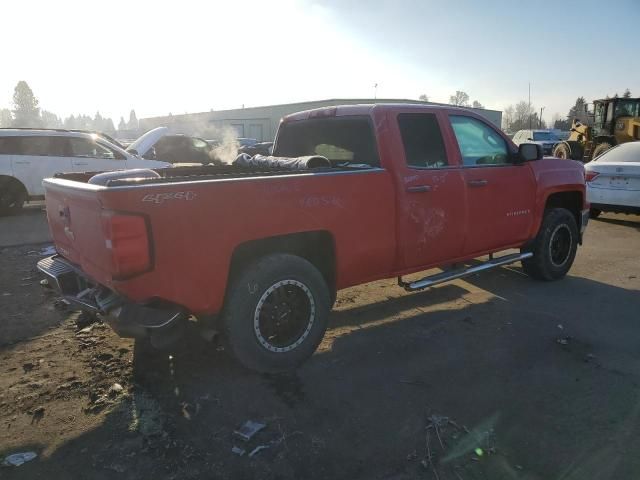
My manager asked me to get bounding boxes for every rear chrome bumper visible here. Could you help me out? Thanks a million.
[37,255,185,341]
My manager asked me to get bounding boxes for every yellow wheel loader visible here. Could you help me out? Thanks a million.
[553,97,640,162]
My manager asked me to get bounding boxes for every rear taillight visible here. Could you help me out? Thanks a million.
[585,171,600,182]
[101,212,151,279]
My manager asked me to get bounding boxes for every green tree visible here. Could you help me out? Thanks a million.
[41,110,62,128]
[568,97,588,123]
[12,81,41,127]
[93,111,105,131]
[449,91,469,107]
[418,94,429,102]
[0,108,13,127]
[127,109,138,130]
[103,118,116,133]
[623,88,632,98]
[472,100,484,109]
[64,114,77,129]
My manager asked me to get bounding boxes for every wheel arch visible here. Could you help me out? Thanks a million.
[227,231,337,302]
[543,191,583,240]
[0,174,28,194]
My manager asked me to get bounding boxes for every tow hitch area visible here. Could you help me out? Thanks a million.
[37,255,186,346]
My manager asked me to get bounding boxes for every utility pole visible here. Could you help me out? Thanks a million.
[528,82,532,129]
[539,106,545,128]
[374,83,378,100]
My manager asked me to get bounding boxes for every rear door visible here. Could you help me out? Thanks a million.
[12,136,71,195]
[67,136,126,172]
[446,114,536,255]
[394,111,466,269]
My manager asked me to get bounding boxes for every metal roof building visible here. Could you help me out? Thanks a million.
[139,99,502,142]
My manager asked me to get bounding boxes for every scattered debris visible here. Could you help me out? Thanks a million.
[53,298,70,310]
[231,446,246,456]
[557,324,564,329]
[22,361,36,373]
[39,278,50,288]
[234,420,266,441]
[40,245,57,256]
[248,445,270,457]
[77,325,95,334]
[2,452,37,467]
[556,336,571,346]
[109,383,124,395]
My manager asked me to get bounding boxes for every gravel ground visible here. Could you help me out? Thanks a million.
[1,213,639,480]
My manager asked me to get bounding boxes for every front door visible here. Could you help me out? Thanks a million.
[395,111,466,270]
[447,114,536,255]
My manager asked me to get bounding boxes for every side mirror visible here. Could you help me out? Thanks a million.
[519,143,543,162]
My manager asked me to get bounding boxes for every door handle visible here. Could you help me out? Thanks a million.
[467,179,488,187]
[14,161,30,165]
[75,162,89,166]
[406,185,432,193]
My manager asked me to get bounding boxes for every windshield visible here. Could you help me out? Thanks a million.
[533,131,559,141]
[595,142,640,163]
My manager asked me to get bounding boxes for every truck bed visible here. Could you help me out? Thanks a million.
[53,163,371,187]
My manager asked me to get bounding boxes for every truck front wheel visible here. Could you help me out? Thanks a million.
[521,208,578,281]
[222,254,331,373]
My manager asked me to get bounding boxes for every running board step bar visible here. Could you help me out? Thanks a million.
[398,252,533,292]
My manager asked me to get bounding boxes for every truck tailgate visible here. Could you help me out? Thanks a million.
[43,180,114,287]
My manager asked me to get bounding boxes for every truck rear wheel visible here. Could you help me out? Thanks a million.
[222,253,330,373]
[521,208,578,281]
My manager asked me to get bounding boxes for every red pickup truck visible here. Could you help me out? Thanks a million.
[38,104,589,372]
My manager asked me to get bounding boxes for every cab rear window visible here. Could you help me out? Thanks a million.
[274,116,380,167]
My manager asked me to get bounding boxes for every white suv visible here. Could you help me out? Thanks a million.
[0,128,171,214]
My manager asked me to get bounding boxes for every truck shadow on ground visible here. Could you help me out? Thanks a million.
[5,268,640,480]
[592,215,640,231]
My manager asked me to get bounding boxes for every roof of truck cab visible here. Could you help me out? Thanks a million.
[282,103,473,122]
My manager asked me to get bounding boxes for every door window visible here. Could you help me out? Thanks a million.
[450,115,509,166]
[0,136,21,154]
[69,137,117,159]
[10,136,67,156]
[397,113,448,168]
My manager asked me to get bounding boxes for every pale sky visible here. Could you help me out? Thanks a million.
[2,0,638,124]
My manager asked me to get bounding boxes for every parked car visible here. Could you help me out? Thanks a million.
[238,141,274,157]
[140,131,220,165]
[585,141,640,217]
[512,129,561,155]
[237,137,258,148]
[37,103,588,372]
[0,128,172,214]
